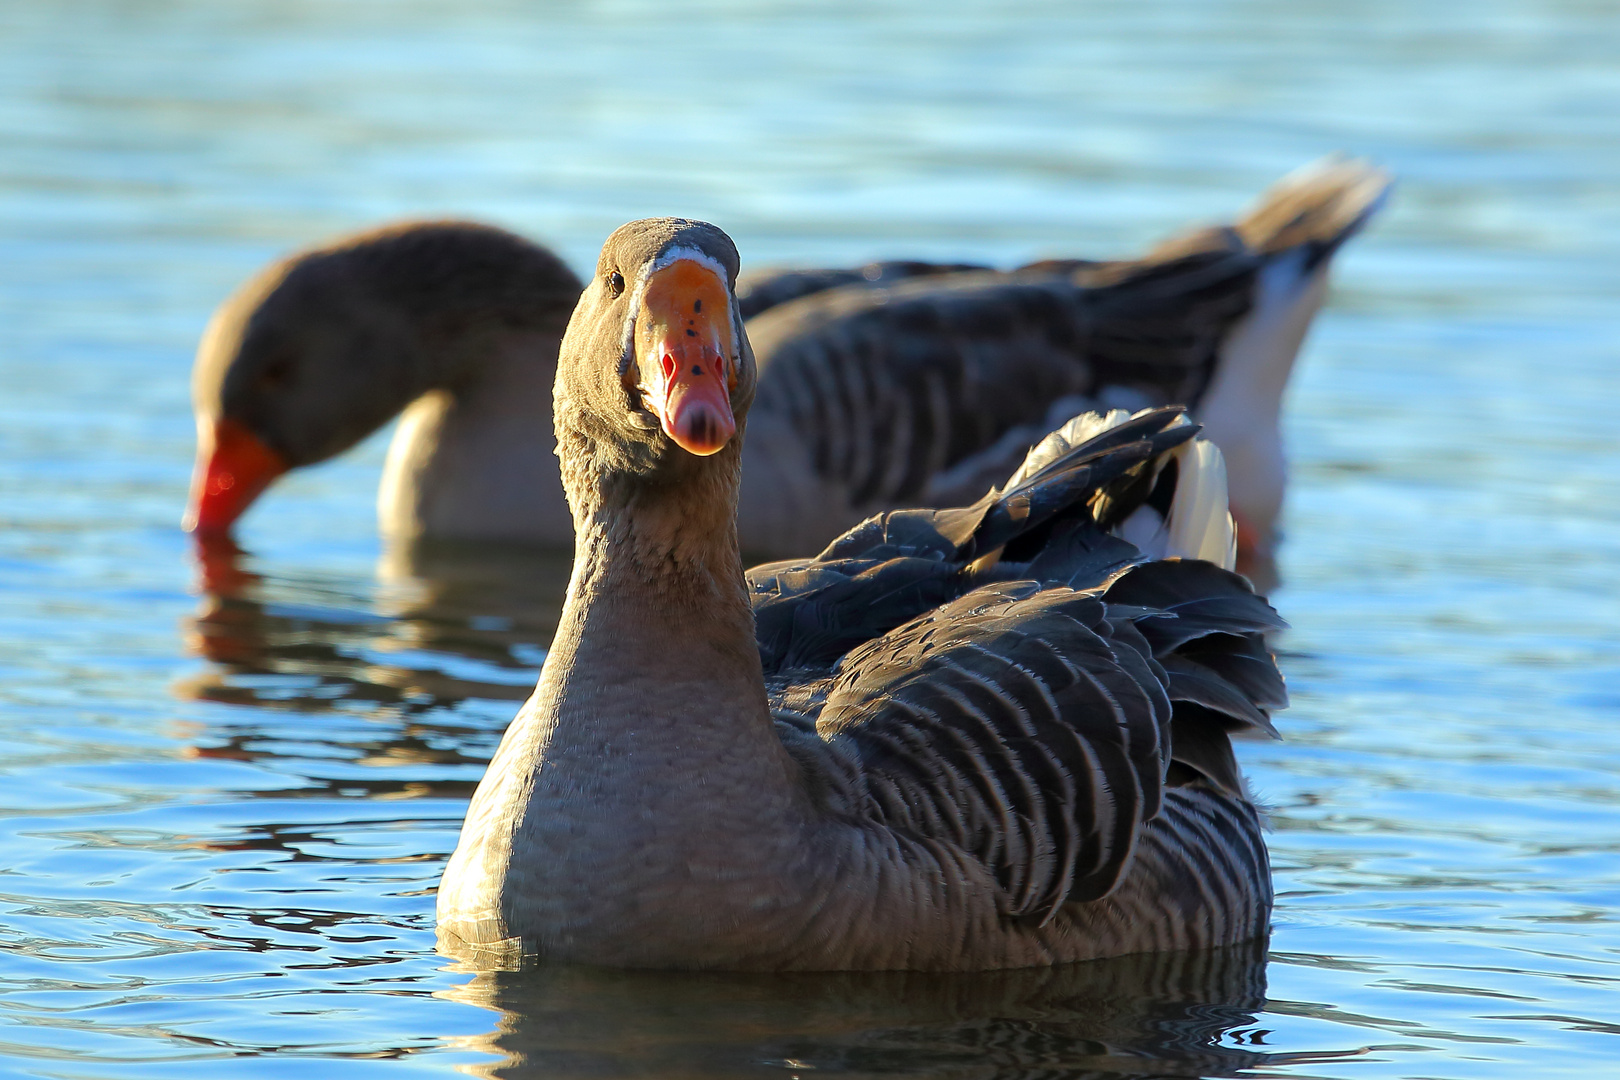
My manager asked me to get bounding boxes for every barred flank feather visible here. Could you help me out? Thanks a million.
[752,406,1286,944]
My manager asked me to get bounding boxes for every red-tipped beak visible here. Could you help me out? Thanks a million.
[183,417,289,534]
[635,258,737,456]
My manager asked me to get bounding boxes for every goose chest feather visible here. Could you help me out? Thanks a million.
[435,218,1289,971]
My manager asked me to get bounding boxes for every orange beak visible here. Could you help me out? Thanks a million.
[635,258,737,456]
[183,416,289,535]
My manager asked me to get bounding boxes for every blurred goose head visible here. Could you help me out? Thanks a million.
[185,222,581,538]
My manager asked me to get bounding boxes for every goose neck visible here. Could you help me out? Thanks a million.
[562,443,757,672]
[376,325,571,546]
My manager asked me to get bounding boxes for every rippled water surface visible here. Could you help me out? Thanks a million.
[3,1,1618,1076]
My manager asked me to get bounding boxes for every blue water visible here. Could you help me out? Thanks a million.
[2,1,1618,1076]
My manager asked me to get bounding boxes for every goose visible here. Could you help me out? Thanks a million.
[434,217,1288,971]
[186,157,1390,585]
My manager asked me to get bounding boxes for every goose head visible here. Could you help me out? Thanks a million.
[184,222,580,536]
[553,218,756,509]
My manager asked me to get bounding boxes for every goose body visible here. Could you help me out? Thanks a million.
[187,158,1389,583]
[435,218,1288,971]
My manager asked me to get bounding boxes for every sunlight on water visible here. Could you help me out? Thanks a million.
[1,0,1617,1076]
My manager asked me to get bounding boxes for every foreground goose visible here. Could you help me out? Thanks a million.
[187,157,1390,582]
[435,218,1288,971]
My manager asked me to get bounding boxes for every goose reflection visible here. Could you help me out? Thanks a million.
[173,534,573,800]
[437,941,1354,1079]
[179,533,570,708]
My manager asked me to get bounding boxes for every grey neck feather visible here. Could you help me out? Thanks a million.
[434,416,824,960]
[549,415,766,733]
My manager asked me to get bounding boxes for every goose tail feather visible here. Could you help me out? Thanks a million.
[1235,154,1394,265]
[1195,156,1393,584]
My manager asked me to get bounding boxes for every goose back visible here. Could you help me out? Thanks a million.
[735,157,1392,576]
[742,407,1287,963]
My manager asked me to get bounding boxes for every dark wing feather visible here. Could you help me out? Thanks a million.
[747,264,1250,514]
[1177,632,1289,712]
[816,585,1168,922]
[755,407,1289,921]
[1100,562,1287,800]
[1168,706,1247,799]
[1158,653,1280,738]
[751,556,960,675]
[745,159,1389,520]
[1104,558,1288,651]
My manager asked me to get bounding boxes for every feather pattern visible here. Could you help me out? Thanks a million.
[733,156,1391,580]
[746,260,1250,512]
[748,406,1286,940]
[439,212,1308,968]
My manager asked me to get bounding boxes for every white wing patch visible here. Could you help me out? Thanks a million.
[1013,407,1236,570]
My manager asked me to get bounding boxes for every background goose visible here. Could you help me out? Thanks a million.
[436,218,1288,971]
[186,157,1389,586]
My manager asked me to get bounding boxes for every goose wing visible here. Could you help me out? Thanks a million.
[744,157,1390,514]
[745,247,1258,513]
[750,407,1286,925]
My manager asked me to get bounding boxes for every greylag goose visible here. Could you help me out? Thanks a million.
[186,157,1390,583]
[435,218,1288,971]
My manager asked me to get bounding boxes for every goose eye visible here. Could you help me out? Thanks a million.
[257,355,295,391]
[606,270,625,298]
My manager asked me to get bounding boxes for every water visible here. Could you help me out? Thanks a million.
[2,0,1617,1075]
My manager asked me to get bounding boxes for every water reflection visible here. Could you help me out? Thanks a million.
[165,542,1342,1074]
[172,535,570,801]
[178,534,568,712]
[440,941,1360,1079]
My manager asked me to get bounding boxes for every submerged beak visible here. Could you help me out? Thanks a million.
[183,416,289,534]
[633,258,737,456]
